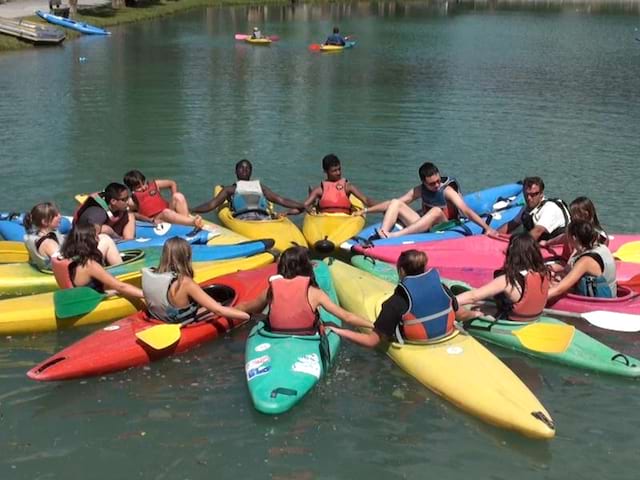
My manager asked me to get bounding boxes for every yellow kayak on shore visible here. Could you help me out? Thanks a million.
[214,185,307,252]
[326,259,556,440]
[302,196,365,253]
[0,252,275,335]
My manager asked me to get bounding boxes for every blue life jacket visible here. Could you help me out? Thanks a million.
[325,33,346,46]
[230,180,270,217]
[420,177,460,219]
[571,245,617,298]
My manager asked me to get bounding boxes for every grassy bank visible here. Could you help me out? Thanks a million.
[0,0,290,52]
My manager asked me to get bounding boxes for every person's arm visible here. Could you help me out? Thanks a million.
[456,275,509,306]
[155,179,178,195]
[548,257,596,299]
[313,289,371,328]
[303,186,323,211]
[346,183,376,208]
[357,186,417,216]
[236,289,269,314]
[39,238,60,258]
[445,188,498,237]
[87,261,144,298]
[330,327,381,348]
[184,278,251,321]
[191,186,233,214]
[121,212,136,240]
[262,185,305,210]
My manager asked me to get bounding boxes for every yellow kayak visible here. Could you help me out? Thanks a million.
[302,196,365,253]
[326,259,556,440]
[214,185,307,251]
[245,37,272,46]
[0,252,275,335]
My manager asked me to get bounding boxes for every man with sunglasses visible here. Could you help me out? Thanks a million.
[359,162,498,239]
[75,182,136,240]
[499,176,569,242]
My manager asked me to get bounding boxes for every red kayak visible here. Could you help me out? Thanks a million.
[27,264,276,381]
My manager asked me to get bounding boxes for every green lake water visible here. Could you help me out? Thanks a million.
[1,2,640,478]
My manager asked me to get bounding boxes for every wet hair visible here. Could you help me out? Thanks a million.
[568,220,599,250]
[277,246,318,287]
[157,237,194,280]
[322,154,341,172]
[23,202,59,233]
[123,170,146,191]
[502,233,549,292]
[104,183,129,202]
[418,162,440,181]
[235,159,252,172]
[522,177,545,192]
[397,249,427,277]
[570,196,602,230]
[60,223,103,266]
[333,27,339,34]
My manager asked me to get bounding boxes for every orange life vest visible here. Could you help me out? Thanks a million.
[508,272,550,322]
[267,276,318,335]
[132,180,169,218]
[51,255,75,289]
[318,179,352,214]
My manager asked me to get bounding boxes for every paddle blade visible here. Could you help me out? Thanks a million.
[136,324,181,350]
[582,311,640,333]
[309,43,321,51]
[512,323,575,354]
[54,287,105,319]
[0,241,29,263]
[235,34,249,40]
[614,241,640,263]
[619,274,640,294]
[268,35,280,41]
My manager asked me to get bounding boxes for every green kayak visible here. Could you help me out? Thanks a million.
[244,260,341,414]
[351,254,640,378]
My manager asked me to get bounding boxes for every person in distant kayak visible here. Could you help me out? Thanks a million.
[456,233,551,321]
[325,27,346,46]
[330,249,481,348]
[251,27,262,39]
[24,202,122,269]
[192,159,305,220]
[357,162,498,239]
[238,246,367,334]
[499,176,570,242]
[51,224,143,299]
[547,221,617,299]
[303,154,375,214]
[142,237,250,324]
[123,169,204,229]
[75,182,136,240]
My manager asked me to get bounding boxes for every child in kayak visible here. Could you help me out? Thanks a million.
[123,170,204,229]
[548,221,617,299]
[24,202,122,269]
[324,27,346,46]
[75,182,136,240]
[456,233,550,321]
[251,27,262,39]
[303,154,375,214]
[192,159,305,220]
[238,246,367,334]
[142,237,250,324]
[330,249,480,348]
[358,162,498,239]
[51,224,143,299]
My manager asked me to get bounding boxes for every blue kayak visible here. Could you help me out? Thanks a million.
[36,11,110,36]
[341,182,524,250]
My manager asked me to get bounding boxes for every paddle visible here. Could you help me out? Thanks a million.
[614,241,640,263]
[54,287,106,319]
[309,43,321,51]
[619,274,640,294]
[0,241,29,263]
[544,307,640,333]
[135,316,200,350]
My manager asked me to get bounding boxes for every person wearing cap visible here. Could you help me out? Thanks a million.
[251,27,262,39]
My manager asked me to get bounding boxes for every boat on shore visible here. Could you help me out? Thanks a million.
[36,10,110,35]
[0,17,65,44]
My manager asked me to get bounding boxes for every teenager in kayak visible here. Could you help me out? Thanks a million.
[24,202,122,269]
[123,169,204,229]
[569,197,608,245]
[499,176,570,242]
[238,246,367,334]
[192,159,305,220]
[548,220,617,299]
[456,233,551,321]
[357,162,498,239]
[330,249,480,348]
[324,27,346,46]
[75,182,136,240]
[51,224,143,298]
[142,237,251,324]
[303,154,375,213]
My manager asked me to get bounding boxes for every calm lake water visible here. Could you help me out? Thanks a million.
[2,2,640,479]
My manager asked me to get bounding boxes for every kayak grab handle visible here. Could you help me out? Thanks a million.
[611,353,635,367]
[270,387,297,398]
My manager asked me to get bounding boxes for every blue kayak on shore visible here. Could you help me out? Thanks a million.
[36,10,110,36]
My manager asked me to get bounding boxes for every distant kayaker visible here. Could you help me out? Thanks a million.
[237,246,367,334]
[330,249,480,348]
[324,27,346,46]
[547,221,617,299]
[142,237,251,324]
[456,233,551,321]
[51,224,143,299]
[75,183,136,240]
[24,202,122,268]
[251,27,262,40]
[357,162,498,239]
[303,154,375,214]
[499,176,570,242]
[191,159,305,220]
[123,169,204,229]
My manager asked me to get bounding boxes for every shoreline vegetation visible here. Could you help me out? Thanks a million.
[1,0,639,52]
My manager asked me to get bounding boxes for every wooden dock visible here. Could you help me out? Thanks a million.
[0,17,65,45]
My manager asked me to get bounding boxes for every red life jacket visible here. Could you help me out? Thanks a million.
[508,272,550,322]
[318,179,352,214]
[267,276,318,335]
[132,180,169,218]
[51,255,74,289]
[74,193,129,236]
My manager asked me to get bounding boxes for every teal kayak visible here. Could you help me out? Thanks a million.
[351,254,640,378]
[244,260,341,414]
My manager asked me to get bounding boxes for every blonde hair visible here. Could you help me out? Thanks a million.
[157,238,194,280]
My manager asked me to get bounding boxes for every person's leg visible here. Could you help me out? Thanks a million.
[387,208,447,238]
[155,209,203,228]
[98,234,123,265]
[169,192,189,216]
[380,199,420,236]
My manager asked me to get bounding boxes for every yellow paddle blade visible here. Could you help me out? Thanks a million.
[135,324,181,350]
[0,241,29,263]
[512,323,575,354]
[614,241,640,263]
